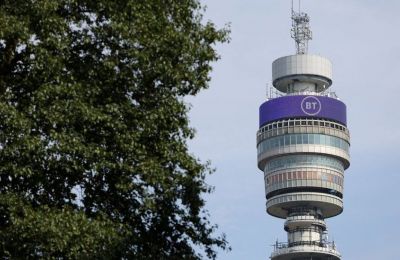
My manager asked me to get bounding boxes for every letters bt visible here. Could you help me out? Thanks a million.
[305,101,318,110]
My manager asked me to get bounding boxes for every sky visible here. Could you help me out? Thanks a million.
[187,1,400,259]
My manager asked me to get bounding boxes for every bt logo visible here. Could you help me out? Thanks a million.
[301,96,321,116]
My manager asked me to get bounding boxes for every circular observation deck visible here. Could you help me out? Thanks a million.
[271,244,341,260]
[266,192,343,219]
[272,55,332,93]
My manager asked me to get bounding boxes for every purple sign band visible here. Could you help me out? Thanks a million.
[259,95,347,127]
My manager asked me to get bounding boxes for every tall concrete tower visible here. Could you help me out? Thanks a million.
[257,3,350,260]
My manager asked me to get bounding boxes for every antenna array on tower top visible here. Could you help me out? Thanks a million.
[291,0,312,54]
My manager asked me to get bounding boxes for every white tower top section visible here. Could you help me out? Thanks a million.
[271,1,333,94]
[272,54,332,93]
[291,0,312,54]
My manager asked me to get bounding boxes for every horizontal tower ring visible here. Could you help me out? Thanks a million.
[273,74,332,93]
[264,167,344,197]
[265,164,344,176]
[264,154,345,174]
[257,134,350,156]
[271,246,341,260]
[258,118,349,136]
[257,119,350,145]
[284,216,327,231]
[257,144,350,171]
[266,192,343,219]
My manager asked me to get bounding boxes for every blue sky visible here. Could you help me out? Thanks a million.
[187,1,400,259]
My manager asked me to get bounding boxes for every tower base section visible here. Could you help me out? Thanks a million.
[270,208,341,260]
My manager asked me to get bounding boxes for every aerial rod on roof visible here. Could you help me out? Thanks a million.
[291,0,312,54]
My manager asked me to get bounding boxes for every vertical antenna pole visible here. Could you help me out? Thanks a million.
[299,0,301,13]
[291,1,312,54]
[291,0,294,14]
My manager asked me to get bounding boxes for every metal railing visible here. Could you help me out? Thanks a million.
[272,240,337,251]
[266,86,339,101]
[271,240,341,258]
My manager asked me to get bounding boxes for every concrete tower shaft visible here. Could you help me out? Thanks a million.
[257,4,350,260]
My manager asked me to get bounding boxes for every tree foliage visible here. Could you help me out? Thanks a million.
[0,0,229,258]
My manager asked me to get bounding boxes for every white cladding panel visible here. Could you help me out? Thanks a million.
[272,54,332,82]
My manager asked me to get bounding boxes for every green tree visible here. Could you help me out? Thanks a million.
[0,0,229,258]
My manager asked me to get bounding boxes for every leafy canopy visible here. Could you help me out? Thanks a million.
[0,0,229,258]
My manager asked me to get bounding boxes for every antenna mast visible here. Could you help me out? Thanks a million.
[291,0,312,54]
